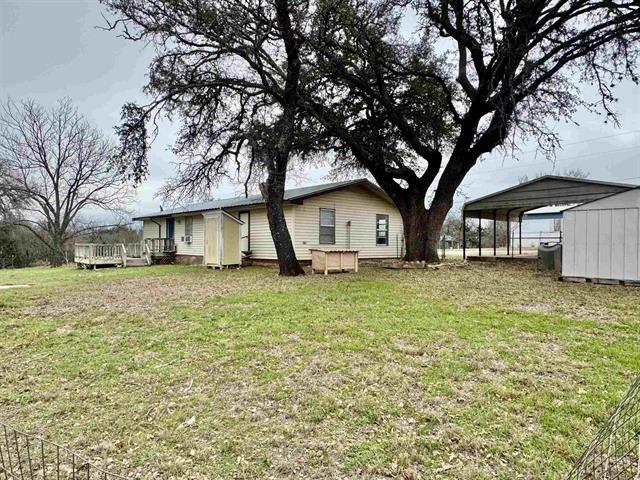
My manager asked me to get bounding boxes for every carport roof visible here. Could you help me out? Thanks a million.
[463,175,636,221]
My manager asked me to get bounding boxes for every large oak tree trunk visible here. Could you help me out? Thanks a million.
[395,190,453,263]
[397,201,431,261]
[424,199,451,263]
[260,162,305,277]
[397,203,443,263]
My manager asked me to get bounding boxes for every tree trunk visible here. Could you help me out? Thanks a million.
[257,0,304,277]
[396,193,451,263]
[49,234,66,267]
[424,200,450,263]
[398,201,430,261]
[260,167,305,277]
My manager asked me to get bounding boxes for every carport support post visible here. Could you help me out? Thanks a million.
[506,215,510,256]
[519,212,523,255]
[478,214,482,257]
[462,210,467,260]
[505,208,517,256]
[492,209,497,256]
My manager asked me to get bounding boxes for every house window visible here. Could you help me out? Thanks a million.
[319,208,335,244]
[376,214,389,245]
[185,216,193,237]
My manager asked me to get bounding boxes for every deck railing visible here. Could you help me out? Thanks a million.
[74,243,125,264]
[122,243,143,258]
[144,238,176,255]
[74,241,168,266]
[73,242,149,268]
[143,241,152,265]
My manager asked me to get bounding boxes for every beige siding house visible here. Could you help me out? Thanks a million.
[133,179,404,264]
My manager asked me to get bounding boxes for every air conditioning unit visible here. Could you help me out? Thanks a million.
[184,235,192,244]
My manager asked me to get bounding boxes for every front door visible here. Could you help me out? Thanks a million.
[166,218,175,239]
[239,211,250,252]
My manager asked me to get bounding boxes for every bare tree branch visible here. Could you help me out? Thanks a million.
[0,98,134,266]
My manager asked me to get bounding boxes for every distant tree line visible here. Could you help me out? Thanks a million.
[0,224,50,268]
[0,224,142,269]
[441,210,508,249]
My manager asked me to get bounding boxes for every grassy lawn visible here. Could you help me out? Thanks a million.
[0,263,638,479]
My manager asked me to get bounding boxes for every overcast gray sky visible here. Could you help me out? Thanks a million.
[2,0,639,219]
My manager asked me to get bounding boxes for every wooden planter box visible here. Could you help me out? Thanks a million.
[310,249,359,275]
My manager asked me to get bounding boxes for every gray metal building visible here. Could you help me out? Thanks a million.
[562,188,640,283]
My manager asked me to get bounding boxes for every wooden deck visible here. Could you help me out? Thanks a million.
[74,239,177,268]
[74,243,151,269]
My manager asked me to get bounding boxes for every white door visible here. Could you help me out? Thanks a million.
[239,211,250,252]
[204,215,219,265]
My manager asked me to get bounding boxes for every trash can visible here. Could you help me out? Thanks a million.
[538,242,562,271]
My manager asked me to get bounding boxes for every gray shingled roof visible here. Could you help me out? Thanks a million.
[133,178,385,220]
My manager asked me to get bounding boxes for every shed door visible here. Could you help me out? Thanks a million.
[223,215,241,265]
[239,211,250,252]
[204,216,219,265]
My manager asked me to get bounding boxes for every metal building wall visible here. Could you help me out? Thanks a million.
[562,189,640,282]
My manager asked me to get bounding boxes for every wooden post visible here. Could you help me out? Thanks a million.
[462,210,467,260]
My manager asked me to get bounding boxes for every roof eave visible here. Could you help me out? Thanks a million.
[132,198,305,221]
[133,178,392,220]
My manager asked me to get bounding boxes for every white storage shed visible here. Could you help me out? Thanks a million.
[562,188,640,284]
[203,210,244,268]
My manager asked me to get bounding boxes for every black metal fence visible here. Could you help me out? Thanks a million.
[567,376,640,480]
[0,424,127,480]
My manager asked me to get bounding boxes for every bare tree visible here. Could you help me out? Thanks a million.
[0,98,133,266]
[0,156,22,220]
[101,0,310,276]
[303,0,640,261]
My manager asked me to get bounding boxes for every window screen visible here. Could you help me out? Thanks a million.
[376,214,389,245]
[319,208,335,244]
[185,216,193,237]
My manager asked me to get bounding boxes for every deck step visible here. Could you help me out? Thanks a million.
[126,257,148,267]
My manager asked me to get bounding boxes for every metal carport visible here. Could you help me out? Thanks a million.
[462,176,636,259]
